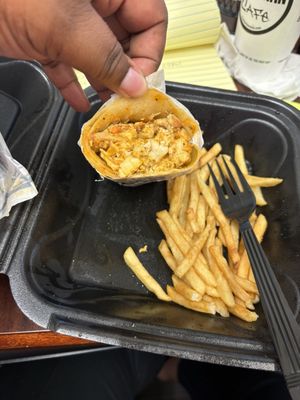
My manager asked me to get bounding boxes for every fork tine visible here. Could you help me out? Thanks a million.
[215,159,233,196]
[231,158,253,194]
[207,164,225,200]
[222,156,240,194]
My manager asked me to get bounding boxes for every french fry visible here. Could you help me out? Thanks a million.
[208,175,218,201]
[183,268,206,296]
[231,220,240,253]
[186,172,201,233]
[209,246,253,308]
[234,144,248,175]
[238,238,244,257]
[196,195,206,232]
[203,226,217,261]
[123,247,170,302]
[237,214,268,278]
[210,159,222,183]
[199,147,208,159]
[185,220,194,237]
[156,219,184,263]
[239,254,255,282]
[204,199,210,219]
[193,258,217,287]
[172,216,192,242]
[158,240,177,272]
[198,252,209,266]
[157,210,190,255]
[204,234,235,307]
[228,303,258,322]
[199,143,222,167]
[206,214,216,231]
[197,177,240,265]
[252,186,267,206]
[235,275,259,294]
[235,297,255,310]
[213,268,235,307]
[203,295,229,317]
[167,286,216,315]
[250,293,260,304]
[246,175,283,187]
[214,298,230,317]
[214,237,223,248]
[248,267,256,283]
[196,164,210,183]
[169,175,187,217]
[175,224,211,278]
[172,275,202,302]
[167,179,174,204]
[250,212,257,225]
[186,209,197,232]
[205,286,220,298]
[178,174,191,226]
[217,227,226,247]
[156,222,207,296]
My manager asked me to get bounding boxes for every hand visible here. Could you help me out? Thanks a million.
[0,0,168,111]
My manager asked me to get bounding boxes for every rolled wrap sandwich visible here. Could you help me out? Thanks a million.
[80,88,203,186]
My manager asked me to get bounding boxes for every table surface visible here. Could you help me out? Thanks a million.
[0,274,92,350]
[1,81,299,353]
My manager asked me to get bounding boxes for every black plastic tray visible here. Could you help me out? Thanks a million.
[2,60,300,371]
[0,59,63,267]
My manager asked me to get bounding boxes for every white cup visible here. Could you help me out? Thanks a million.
[234,0,300,82]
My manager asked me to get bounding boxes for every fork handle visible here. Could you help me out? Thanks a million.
[240,221,300,399]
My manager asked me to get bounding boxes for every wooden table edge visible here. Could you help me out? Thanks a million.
[0,330,94,350]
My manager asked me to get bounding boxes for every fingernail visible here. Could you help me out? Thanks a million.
[119,67,147,97]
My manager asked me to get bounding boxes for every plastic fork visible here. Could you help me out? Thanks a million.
[209,156,300,400]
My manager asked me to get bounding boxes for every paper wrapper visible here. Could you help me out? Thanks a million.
[79,70,203,186]
[0,132,38,219]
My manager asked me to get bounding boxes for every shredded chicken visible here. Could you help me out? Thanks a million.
[90,113,193,177]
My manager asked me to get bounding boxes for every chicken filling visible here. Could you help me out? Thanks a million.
[90,113,194,177]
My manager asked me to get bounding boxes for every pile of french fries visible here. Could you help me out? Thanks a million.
[124,143,283,322]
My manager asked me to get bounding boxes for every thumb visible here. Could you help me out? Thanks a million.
[60,6,147,98]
